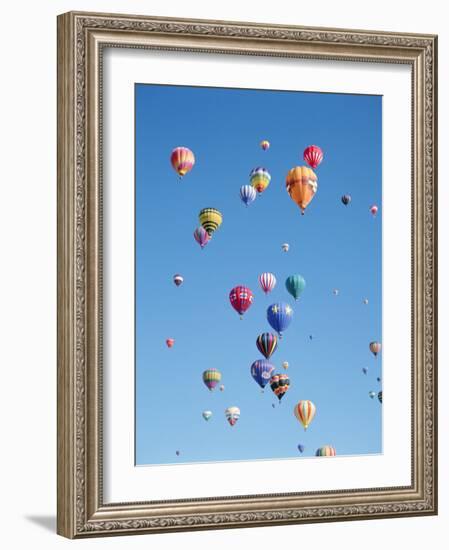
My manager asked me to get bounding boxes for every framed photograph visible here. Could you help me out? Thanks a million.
[57,11,438,538]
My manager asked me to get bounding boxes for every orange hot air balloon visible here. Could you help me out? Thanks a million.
[166,338,175,348]
[286,166,318,215]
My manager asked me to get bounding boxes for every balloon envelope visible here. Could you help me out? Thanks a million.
[270,373,290,401]
[281,243,290,252]
[294,400,316,430]
[250,360,275,389]
[173,274,184,287]
[229,285,254,317]
[297,444,305,453]
[267,302,293,337]
[286,166,318,214]
[166,338,175,348]
[303,145,323,169]
[259,272,276,294]
[341,194,351,205]
[285,274,306,300]
[199,208,223,236]
[171,146,195,177]
[193,226,210,249]
[260,140,270,151]
[256,333,278,359]
[202,410,213,421]
[225,406,240,426]
[315,445,336,457]
[369,341,381,357]
[240,185,257,206]
[250,167,271,193]
[202,368,222,391]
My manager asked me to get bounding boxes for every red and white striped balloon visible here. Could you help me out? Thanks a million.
[258,272,277,295]
[303,145,323,169]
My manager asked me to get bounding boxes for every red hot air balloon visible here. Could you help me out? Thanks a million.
[166,338,175,348]
[370,204,379,217]
[229,286,254,319]
[303,145,323,169]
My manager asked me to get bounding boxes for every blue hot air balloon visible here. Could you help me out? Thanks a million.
[297,443,305,453]
[240,185,257,207]
[250,360,275,390]
[266,302,294,337]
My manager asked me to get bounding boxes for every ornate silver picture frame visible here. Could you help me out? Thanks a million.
[57,11,437,538]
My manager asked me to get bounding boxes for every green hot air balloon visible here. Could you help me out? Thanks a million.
[285,274,306,301]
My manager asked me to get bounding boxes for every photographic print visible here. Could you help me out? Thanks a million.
[135,84,382,466]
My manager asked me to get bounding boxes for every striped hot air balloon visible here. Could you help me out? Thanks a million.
[270,373,290,402]
[240,185,257,207]
[258,272,276,295]
[293,400,316,430]
[170,146,195,177]
[202,368,222,391]
[225,406,240,427]
[173,274,184,287]
[193,226,210,249]
[378,391,383,403]
[260,140,270,151]
[315,445,336,457]
[256,332,278,359]
[250,360,275,390]
[369,341,381,357]
[286,166,318,215]
[250,167,271,193]
[303,145,323,169]
[229,285,254,319]
[199,208,223,237]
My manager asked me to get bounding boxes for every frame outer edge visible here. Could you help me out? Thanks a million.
[57,12,77,539]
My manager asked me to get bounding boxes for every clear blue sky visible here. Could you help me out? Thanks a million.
[135,83,382,465]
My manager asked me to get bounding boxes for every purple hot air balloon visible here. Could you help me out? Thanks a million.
[193,226,210,249]
[250,360,275,390]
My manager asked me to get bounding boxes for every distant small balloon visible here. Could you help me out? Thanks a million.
[219,384,225,392]
[282,361,289,370]
[363,298,369,305]
[260,140,270,151]
[297,443,305,453]
[370,204,379,216]
[281,243,290,252]
[173,274,184,287]
[378,391,383,403]
[225,406,240,427]
[362,367,368,375]
[202,410,213,421]
[369,391,376,399]
[377,377,381,382]
[333,289,339,296]
[341,194,351,205]
[315,446,336,457]
[166,338,175,348]
[272,403,276,408]
[369,341,381,357]
[176,450,180,456]
[309,335,313,340]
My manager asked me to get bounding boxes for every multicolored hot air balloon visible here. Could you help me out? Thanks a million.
[260,140,270,151]
[285,274,306,301]
[281,243,290,252]
[256,333,278,359]
[369,391,376,399]
[282,361,289,370]
[202,368,222,391]
[378,391,383,403]
[193,226,210,249]
[199,208,223,237]
[270,373,290,402]
[250,360,275,390]
[286,166,318,215]
[341,194,351,205]
[369,341,381,357]
[303,145,323,169]
[225,406,240,426]
[173,274,184,287]
[229,285,254,319]
[240,185,257,207]
[202,410,213,421]
[315,446,336,457]
[259,272,276,295]
[370,204,379,217]
[250,167,271,193]
[294,400,316,430]
[166,338,175,348]
[267,302,293,337]
[170,146,195,178]
[297,443,305,453]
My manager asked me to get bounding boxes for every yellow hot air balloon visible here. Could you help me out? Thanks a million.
[286,166,318,215]
[199,208,223,237]
[293,400,316,430]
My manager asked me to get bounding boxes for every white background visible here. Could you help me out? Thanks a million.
[0,0,445,549]
[104,49,411,502]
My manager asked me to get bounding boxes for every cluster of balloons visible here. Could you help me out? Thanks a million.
[239,140,272,208]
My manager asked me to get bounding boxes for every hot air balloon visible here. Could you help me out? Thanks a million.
[225,406,240,426]
[363,298,369,305]
[377,377,381,382]
[282,361,289,370]
[250,167,271,193]
[362,367,368,375]
[173,274,184,287]
[193,226,210,249]
[270,373,290,402]
[202,410,213,421]
[240,185,257,207]
[170,146,195,178]
[272,403,276,408]
[219,384,225,392]
[260,140,270,151]
[202,368,222,391]
[281,243,290,252]
[378,391,383,403]
[369,341,381,357]
[333,289,339,296]
[250,360,275,390]
[294,400,316,430]
[341,194,351,205]
[285,274,306,301]
[297,443,305,453]
[166,338,175,348]
[229,285,254,319]
[370,204,378,216]
[315,446,336,457]
[256,333,278,359]
[267,302,293,337]
[303,145,323,169]
[309,334,313,341]
[369,391,376,399]
[175,450,180,456]
[286,166,318,215]
[199,208,223,237]
[258,272,276,295]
